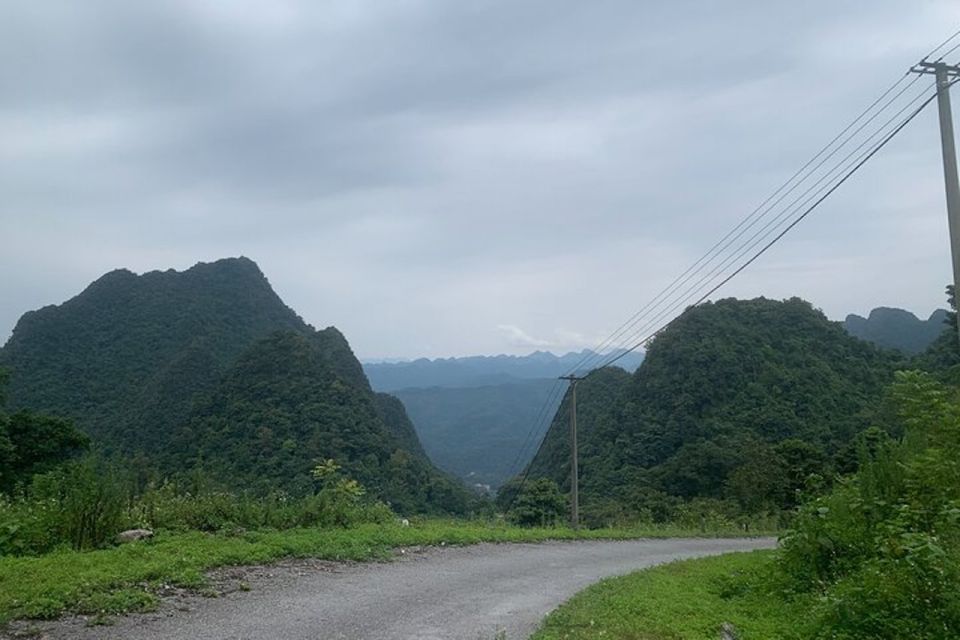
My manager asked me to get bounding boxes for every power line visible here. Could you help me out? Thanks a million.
[594,83,934,367]
[601,87,942,369]
[505,37,957,514]
[503,379,565,477]
[565,71,923,376]
[928,27,960,60]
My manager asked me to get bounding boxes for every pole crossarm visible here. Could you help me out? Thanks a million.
[911,61,960,77]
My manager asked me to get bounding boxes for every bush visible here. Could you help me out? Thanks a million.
[508,478,567,527]
[0,457,397,557]
[776,371,960,637]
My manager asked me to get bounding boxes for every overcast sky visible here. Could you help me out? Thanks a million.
[2,1,959,359]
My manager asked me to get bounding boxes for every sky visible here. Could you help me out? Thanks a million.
[1,1,959,359]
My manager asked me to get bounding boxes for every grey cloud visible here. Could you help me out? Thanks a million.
[1,0,958,358]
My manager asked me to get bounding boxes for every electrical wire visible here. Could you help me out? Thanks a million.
[594,82,934,368]
[565,72,923,377]
[601,87,941,368]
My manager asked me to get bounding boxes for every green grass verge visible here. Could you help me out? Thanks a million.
[532,550,809,640]
[0,520,770,625]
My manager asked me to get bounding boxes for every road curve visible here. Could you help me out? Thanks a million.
[32,537,774,640]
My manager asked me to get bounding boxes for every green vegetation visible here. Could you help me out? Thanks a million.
[0,370,89,494]
[523,297,902,525]
[0,258,473,513]
[167,330,473,512]
[532,551,802,640]
[533,368,960,639]
[0,520,761,624]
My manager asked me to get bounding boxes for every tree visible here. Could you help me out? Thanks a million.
[0,371,89,493]
[508,478,567,527]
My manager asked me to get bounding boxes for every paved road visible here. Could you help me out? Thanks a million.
[30,538,774,640]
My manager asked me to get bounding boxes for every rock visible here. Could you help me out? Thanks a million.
[117,528,154,543]
[720,622,739,640]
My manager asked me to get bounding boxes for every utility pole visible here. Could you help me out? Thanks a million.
[912,60,960,347]
[559,374,584,529]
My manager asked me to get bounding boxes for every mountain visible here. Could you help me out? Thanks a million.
[393,378,557,489]
[362,349,644,392]
[0,257,470,512]
[0,257,308,451]
[844,306,949,354]
[521,297,901,523]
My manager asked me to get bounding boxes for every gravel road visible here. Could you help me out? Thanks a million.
[19,537,774,640]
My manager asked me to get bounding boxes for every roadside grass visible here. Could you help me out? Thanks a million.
[532,550,810,640]
[0,519,771,625]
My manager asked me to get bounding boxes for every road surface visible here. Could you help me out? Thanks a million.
[24,537,774,640]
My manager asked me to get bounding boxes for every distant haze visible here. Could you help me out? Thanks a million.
[363,349,644,392]
[1,1,958,358]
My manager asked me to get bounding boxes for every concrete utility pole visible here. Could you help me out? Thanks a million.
[559,374,584,529]
[912,60,960,347]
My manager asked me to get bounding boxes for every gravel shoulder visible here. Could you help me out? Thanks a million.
[7,537,775,640]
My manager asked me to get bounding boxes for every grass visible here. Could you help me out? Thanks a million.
[532,550,810,640]
[0,519,771,625]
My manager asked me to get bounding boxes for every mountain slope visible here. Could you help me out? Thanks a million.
[524,297,901,522]
[0,258,470,512]
[844,307,949,354]
[170,330,470,512]
[0,257,308,451]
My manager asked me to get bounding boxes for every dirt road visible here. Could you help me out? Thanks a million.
[22,537,775,640]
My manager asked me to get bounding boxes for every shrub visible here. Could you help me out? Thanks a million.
[776,371,960,636]
[508,478,567,527]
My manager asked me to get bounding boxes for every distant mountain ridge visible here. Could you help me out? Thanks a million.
[844,307,949,355]
[0,257,471,512]
[363,349,644,392]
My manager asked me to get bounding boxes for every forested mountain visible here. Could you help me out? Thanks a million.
[0,258,470,512]
[520,297,902,523]
[843,306,948,354]
[0,257,308,451]
[393,378,556,489]
[363,349,643,392]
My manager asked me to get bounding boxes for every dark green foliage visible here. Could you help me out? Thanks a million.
[0,258,308,453]
[507,478,567,527]
[1,411,90,493]
[844,306,948,354]
[0,371,89,493]
[777,371,960,638]
[393,378,557,488]
[170,331,473,513]
[916,285,960,375]
[0,259,471,514]
[374,393,427,458]
[522,297,899,522]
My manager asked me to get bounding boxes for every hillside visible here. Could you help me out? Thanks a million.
[363,350,643,392]
[844,306,948,354]
[523,297,902,522]
[0,258,470,512]
[169,331,470,512]
[0,257,308,451]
